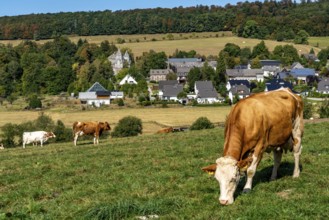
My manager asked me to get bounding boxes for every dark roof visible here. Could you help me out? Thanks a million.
[96,91,111,96]
[168,58,202,63]
[162,84,183,97]
[195,81,218,98]
[260,60,281,67]
[266,79,293,91]
[158,80,179,90]
[228,80,250,88]
[229,85,250,96]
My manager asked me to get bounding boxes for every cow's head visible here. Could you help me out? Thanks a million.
[202,156,248,205]
[47,132,56,138]
[104,122,111,131]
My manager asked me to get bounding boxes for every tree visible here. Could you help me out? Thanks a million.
[187,67,201,92]
[294,30,309,44]
[252,40,270,59]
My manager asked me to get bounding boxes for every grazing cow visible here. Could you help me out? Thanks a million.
[22,131,56,148]
[156,127,173,134]
[202,88,304,205]
[73,121,111,146]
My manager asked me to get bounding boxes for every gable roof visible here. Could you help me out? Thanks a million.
[158,80,178,90]
[86,82,108,92]
[228,80,250,88]
[168,58,202,63]
[162,84,183,97]
[226,69,263,77]
[195,81,218,98]
[229,85,250,96]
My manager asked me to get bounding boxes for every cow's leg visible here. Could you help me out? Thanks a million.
[292,118,303,178]
[243,155,259,193]
[271,149,283,180]
[23,142,25,148]
[74,133,79,146]
[40,140,43,147]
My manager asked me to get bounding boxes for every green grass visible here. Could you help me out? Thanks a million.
[0,122,329,219]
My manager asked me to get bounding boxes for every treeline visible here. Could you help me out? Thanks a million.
[1,1,329,40]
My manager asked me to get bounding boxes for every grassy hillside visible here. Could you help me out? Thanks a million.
[0,32,322,58]
[0,122,328,219]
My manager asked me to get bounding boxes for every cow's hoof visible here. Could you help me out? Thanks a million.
[243,188,251,194]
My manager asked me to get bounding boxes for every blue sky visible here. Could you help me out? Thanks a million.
[0,1,260,17]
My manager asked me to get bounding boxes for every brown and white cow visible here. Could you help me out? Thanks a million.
[202,88,304,205]
[156,127,173,134]
[73,121,111,146]
[23,131,56,148]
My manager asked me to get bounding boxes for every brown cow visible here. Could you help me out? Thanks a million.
[202,88,304,205]
[156,127,173,134]
[73,121,111,146]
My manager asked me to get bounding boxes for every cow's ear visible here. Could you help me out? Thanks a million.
[237,157,253,172]
[201,164,217,175]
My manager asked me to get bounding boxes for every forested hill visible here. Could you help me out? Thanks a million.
[1,0,329,41]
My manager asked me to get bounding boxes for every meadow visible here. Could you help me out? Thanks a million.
[0,106,232,135]
[0,32,323,58]
[0,121,328,219]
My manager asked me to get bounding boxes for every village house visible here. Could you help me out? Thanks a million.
[228,84,250,103]
[265,79,293,92]
[149,69,172,82]
[158,80,179,100]
[119,75,137,85]
[226,79,250,91]
[226,69,264,82]
[78,82,111,107]
[194,81,221,104]
[260,60,282,77]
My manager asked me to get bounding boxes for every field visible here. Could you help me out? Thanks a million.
[0,106,232,135]
[0,121,328,219]
[0,32,323,58]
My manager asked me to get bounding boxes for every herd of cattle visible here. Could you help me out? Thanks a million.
[0,88,306,206]
[0,121,112,149]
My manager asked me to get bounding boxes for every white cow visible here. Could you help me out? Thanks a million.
[22,131,56,148]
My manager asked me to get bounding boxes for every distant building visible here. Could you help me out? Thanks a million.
[195,81,221,104]
[149,69,172,82]
[78,82,111,107]
[108,50,131,74]
[317,78,329,94]
[265,79,293,92]
[119,75,137,85]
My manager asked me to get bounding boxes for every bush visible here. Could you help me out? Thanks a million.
[111,116,142,138]
[28,94,42,109]
[54,120,73,142]
[318,99,329,118]
[0,123,19,148]
[190,117,214,130]
[303,98,313,119]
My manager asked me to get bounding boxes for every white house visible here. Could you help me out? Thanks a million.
[194,81,221,104]
[119,75,137,85]
[78,82,111,107]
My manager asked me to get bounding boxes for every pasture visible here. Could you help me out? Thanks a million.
[0,32,322,58]
[0,121,328,219]
[0,106,232,135]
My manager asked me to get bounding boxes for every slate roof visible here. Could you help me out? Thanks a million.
[159,80,179,90]
[195,81,218,98]
[162,84,183,97]
[226,69,263,77]
[228,80,250,88]
[260,60,281,67]
[229,85,250,96]
[168,58,202,63]
[265,79,293,91]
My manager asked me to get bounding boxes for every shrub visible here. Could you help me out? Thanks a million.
[190,117,214,130]
[0,123,19,148]
[303,98,313,119]
[318,99,329,118]
[111,116,142,138]
[117,98,124,107]
[54,120,72,142]
[28,94,42,109]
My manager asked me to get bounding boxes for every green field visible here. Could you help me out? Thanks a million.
[0,122,328,219]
